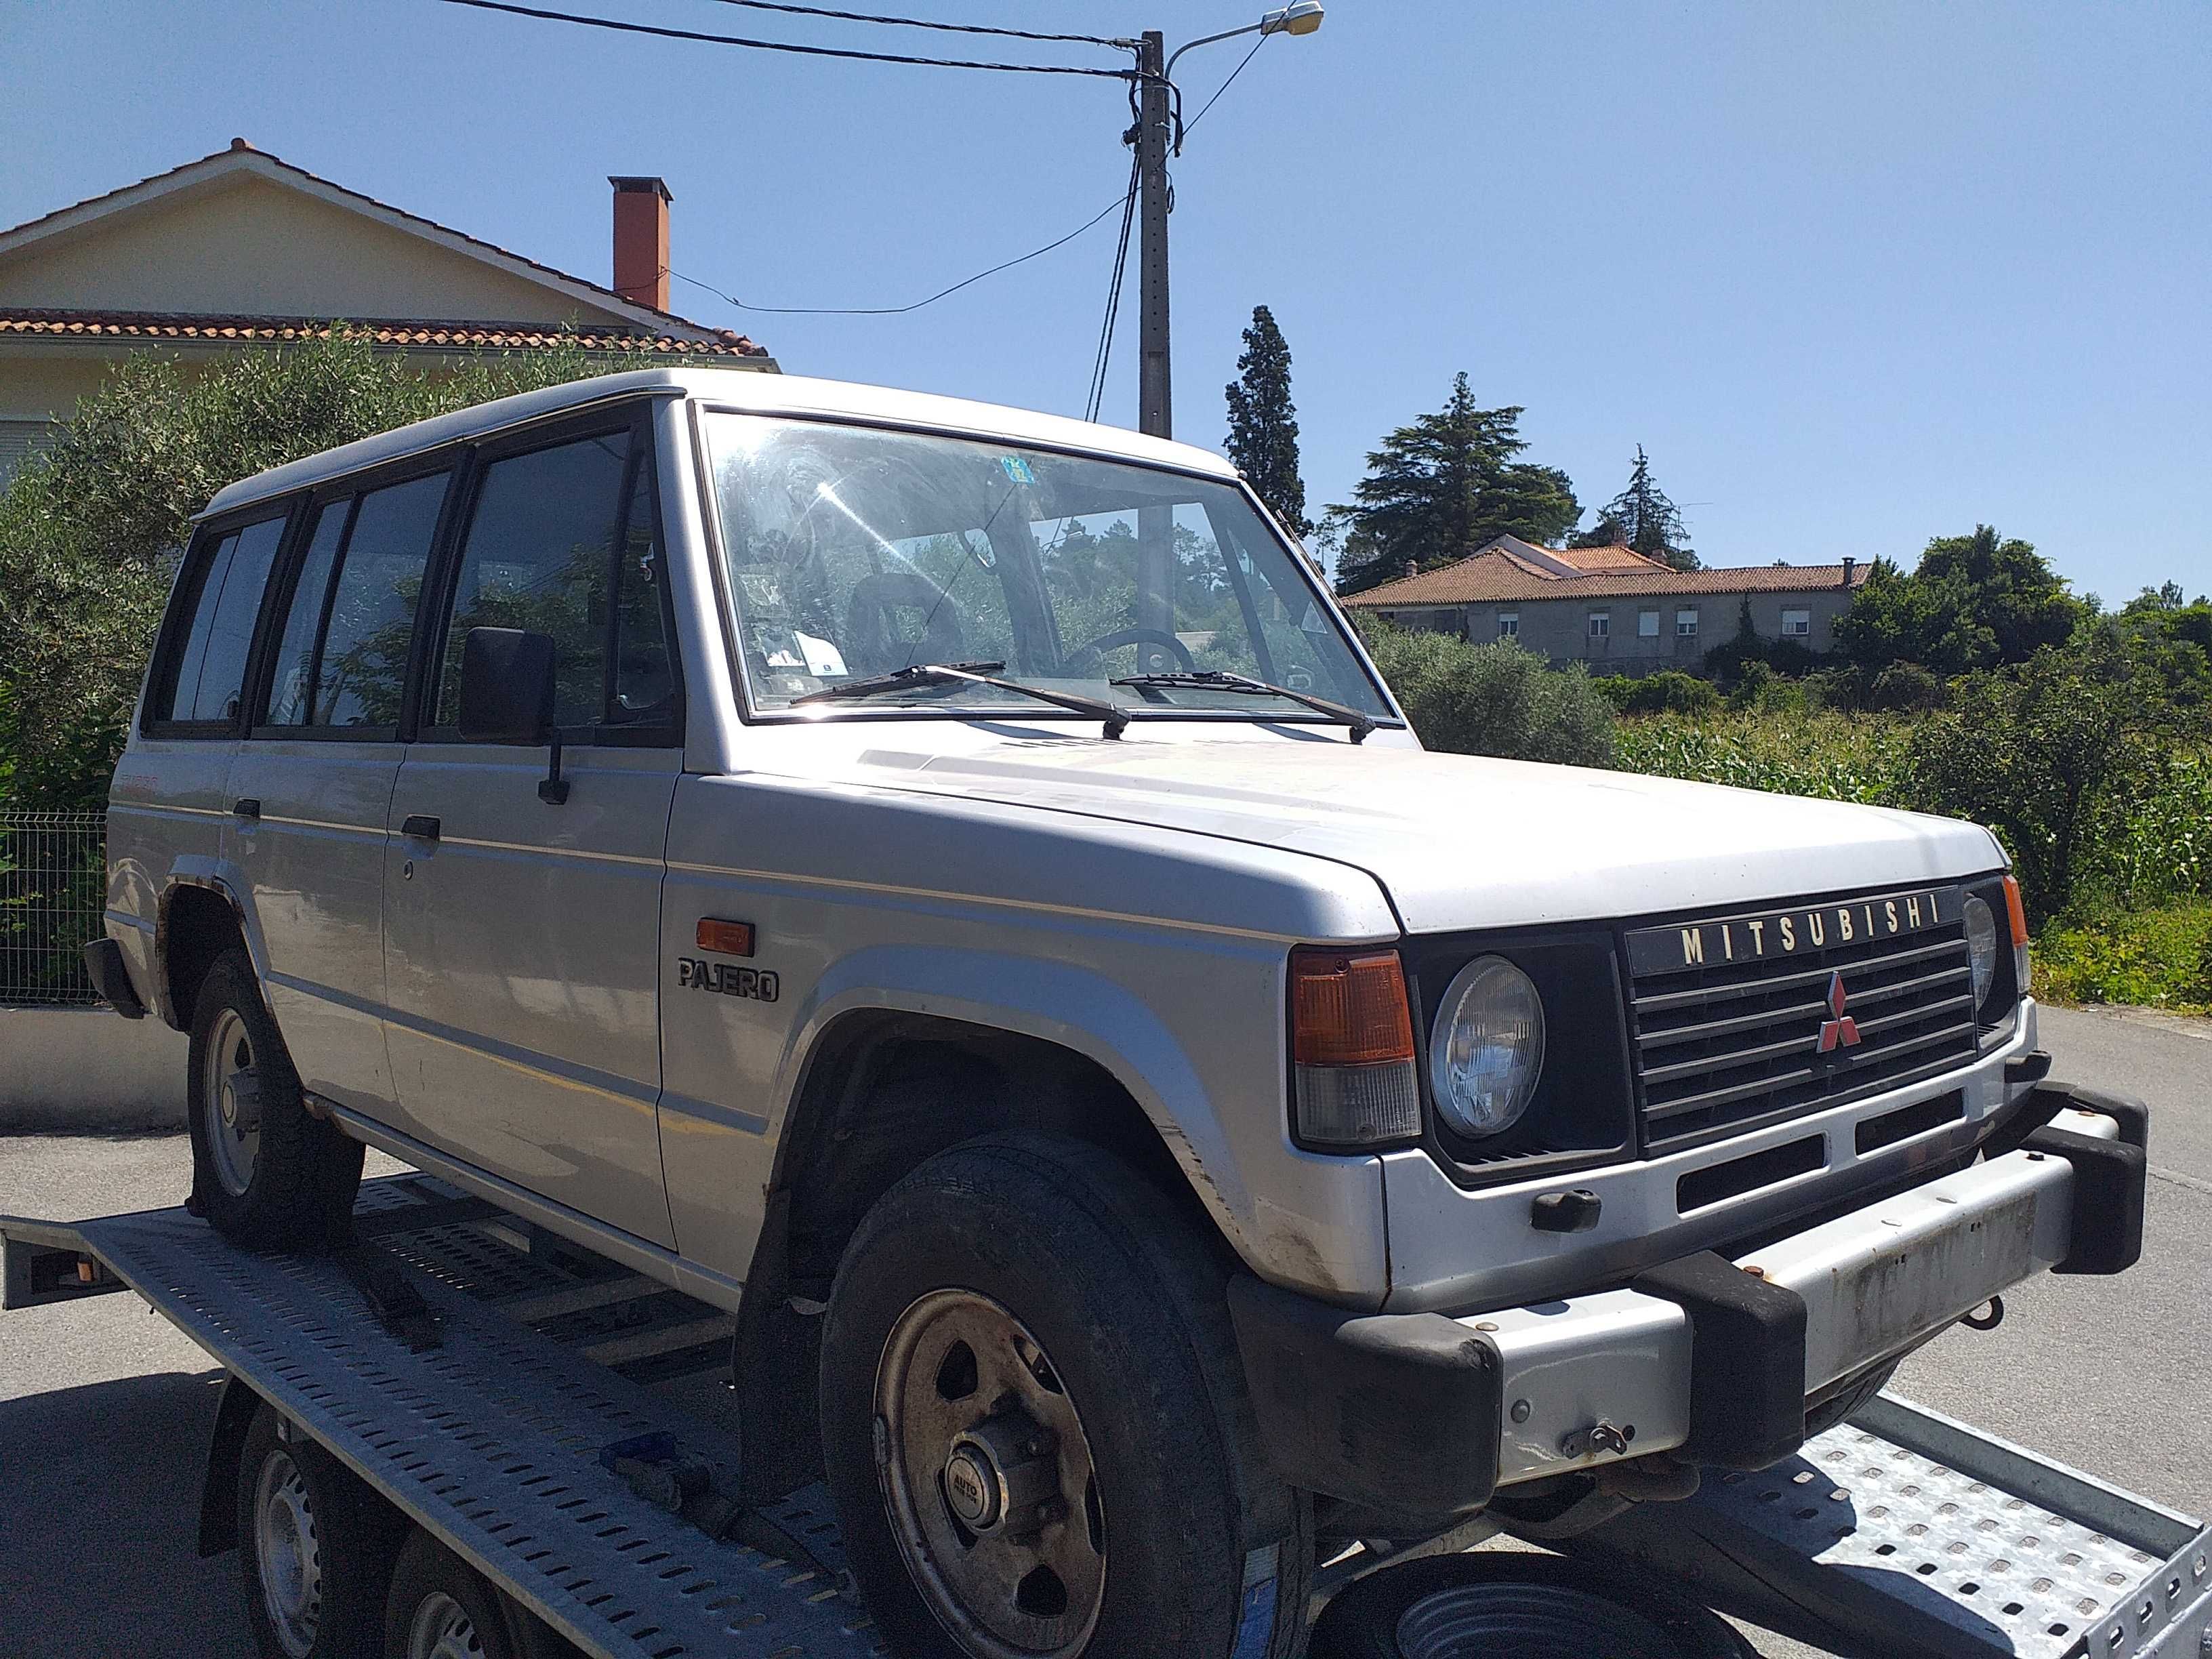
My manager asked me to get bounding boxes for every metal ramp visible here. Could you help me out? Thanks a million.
[1582,1392,2212,1659]
[5,1176,882,1659]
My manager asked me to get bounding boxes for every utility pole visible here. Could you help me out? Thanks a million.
[1133,28,1175,666]
[1136,28,1172,441]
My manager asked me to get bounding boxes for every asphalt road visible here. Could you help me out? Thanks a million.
[0,1004,2204,1659]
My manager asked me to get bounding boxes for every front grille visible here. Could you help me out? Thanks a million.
[1626,885,1980,1155]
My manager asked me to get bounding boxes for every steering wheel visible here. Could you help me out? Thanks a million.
[1060,627,1195,676]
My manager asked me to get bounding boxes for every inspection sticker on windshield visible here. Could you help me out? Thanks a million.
[999,455,1036,485]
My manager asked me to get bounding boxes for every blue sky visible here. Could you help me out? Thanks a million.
[3,1,2207,600]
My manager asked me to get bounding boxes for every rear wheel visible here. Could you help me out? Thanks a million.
[188,949,363,1250]
[382,1530,520,1659]
[819,1132,1309,1659]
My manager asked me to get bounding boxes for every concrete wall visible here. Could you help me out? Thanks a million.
[1375,585,1859,674]
[0,1006,186,1130]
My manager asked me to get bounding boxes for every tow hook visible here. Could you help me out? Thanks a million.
[1559,1420,1633,1460]
[1962,1295,2005,1331]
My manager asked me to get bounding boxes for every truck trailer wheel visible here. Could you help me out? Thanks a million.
[237,1402,405,1659]
[188,949,363,1251]
[381,1529,529,1659]
[819,1131,1309,1659]
[1309,1552,1756,1659]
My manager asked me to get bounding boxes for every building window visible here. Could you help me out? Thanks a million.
[1782,607,1811,638]
[1498,611,1519,639]
[1676,608,1699,637]
[1588,611,1610,640]
[1638,609,1660,638]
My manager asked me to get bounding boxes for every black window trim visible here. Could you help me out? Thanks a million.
[409,400,684,751]
[142,499,305,741]
[245,451,465,745]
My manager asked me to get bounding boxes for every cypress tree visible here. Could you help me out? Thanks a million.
[1575,445,1698,570]
[1223,306,1311,537]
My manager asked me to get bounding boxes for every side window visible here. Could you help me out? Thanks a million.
[263,501,352,726]
[152,514,287,725]
[432,430,634,732]
[311,472,449,729]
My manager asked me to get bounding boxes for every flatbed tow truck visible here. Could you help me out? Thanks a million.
[8,1170,2209,1659]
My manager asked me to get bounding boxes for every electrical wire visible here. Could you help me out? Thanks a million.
[1083,155,1141,423]
[691,0,1132,49]
[434,0,1136,76]
[665,186,1132,316]
[1179,32,1268,148]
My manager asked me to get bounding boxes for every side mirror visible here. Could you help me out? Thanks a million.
[458,628,570,804]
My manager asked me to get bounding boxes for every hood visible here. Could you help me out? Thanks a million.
[827,734,2003,935]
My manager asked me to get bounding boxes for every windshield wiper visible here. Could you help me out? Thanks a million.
[794,661,1129,739]
[1111,670,1377,743]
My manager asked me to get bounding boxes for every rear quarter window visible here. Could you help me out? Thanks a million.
[149,514,289,727]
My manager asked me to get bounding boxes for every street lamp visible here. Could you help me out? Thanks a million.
[1164,3,1324,79]
[1137,3,1325,439]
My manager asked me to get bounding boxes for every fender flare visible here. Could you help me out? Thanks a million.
[768,943,1258,1257]
[152,860,268,1027]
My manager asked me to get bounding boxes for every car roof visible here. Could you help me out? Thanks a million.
[199,367,1240,519]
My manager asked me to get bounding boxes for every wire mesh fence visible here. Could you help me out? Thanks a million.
[1,811,107,1006]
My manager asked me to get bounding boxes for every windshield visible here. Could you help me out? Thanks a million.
[701,411,1393,724]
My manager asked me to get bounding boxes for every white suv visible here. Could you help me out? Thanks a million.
[91,369,2146,1659]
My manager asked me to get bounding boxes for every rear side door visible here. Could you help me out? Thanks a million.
[227,465,456,1118]
[382,409,682,1246]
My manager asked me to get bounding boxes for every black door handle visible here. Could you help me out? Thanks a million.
[401,815,441,842]
[232,798,261,821]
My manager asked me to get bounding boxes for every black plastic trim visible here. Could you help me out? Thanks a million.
[2023,1124,2147,1275]
[80,938,146,1019]
[1225,1275,1503,1520]
[1630,1250,1809,1470]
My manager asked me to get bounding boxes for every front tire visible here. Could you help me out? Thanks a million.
[188,949,363,1250]
[819,1132,1309,1659]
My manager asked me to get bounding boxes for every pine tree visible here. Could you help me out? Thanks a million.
[1330,373,1582,594]
[1576,445,1698,570]
[1223,306,1310,537]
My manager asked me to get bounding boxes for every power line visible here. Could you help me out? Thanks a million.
[1084,157,1141,422]
[666,186,1132,316]
[434,0,1136,77]
[691,0,1132,49]
[1179,33,1269,146]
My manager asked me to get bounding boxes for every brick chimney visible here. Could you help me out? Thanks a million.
[609,176,672,312]
[1842,555,1857,588]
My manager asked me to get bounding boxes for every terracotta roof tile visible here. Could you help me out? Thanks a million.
[0,308,765,356]
[1343,548,1870,607]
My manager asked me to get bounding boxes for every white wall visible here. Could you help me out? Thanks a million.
[0,1007,186,1130]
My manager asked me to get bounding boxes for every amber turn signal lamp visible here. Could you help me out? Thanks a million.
[2001,875,2032,994]
[1289,949,1422,1148]
[696,918,756,958]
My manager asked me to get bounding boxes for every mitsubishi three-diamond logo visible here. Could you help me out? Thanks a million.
[1818,970,1862,1055]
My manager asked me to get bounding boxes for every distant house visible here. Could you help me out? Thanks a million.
[1340,535,1870,672]
[0,140,776,483]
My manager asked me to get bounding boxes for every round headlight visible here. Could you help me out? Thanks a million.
[1963,895,1999,1008]
[1429,956,1545,1139]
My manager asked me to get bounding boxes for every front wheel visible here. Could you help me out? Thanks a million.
[819,1132,1309,1659]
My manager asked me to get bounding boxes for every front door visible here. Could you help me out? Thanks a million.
[382,415,682,1246]
[227,471,452,1118]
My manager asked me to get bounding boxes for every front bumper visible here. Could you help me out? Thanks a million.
[1227,1082,2147,1524]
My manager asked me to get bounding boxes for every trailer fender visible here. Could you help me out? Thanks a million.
[197,1371,262,1557]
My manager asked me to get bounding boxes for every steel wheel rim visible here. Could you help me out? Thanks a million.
[203,1006,260,1197]
[253,1449,322,1659]
[876,1288,1106,1658]
[1395,1580,1688,1659]
[407,1589,487,1659]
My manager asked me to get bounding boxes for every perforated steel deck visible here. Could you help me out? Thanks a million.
[72,1199,884,1659]
[1588,1393,2212,1659]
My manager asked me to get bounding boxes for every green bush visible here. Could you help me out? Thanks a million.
[1359,623,1615,767]
[1592,670,1721,716]
[1868,661,1948,712]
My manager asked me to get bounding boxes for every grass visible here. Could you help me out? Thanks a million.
[2031,901,2212,1015]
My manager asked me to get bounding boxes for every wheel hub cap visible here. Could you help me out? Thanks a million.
[202,1008,262,1197]
[253,1450,322,1659]
[876,1289,1106,1658]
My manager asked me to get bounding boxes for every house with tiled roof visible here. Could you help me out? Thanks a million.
[0,140,775,482]
[1341,534,1870,672]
